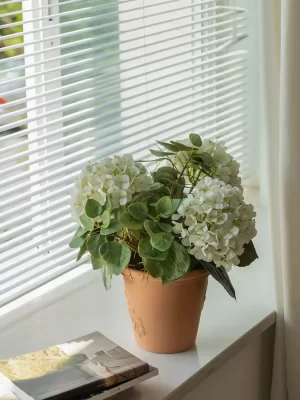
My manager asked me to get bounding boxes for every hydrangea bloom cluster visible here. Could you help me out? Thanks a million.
[172,138,242,189]
[172,177,256,269]
[71,154,152,223]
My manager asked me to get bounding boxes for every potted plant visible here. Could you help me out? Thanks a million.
[69,134,258,354]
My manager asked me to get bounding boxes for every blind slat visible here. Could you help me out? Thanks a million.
[0,49,247,142]
[0,2,225,50]
[0,65,246,133]
[0,25,245,112]
[0,111,247,220]
[1,86,246,183]
[0,102,246,206]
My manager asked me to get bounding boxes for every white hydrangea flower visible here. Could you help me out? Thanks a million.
[170,138,242,189]
[71,154,153,224]
[172,177,256,269]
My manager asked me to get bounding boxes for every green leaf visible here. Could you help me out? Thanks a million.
[128,202,149,221]
[149,182,164,191]
[199,260,236,299]
[191,154,205,163]
[91,256,106,270]
[105,196,112,212]
[162,275,182,285]
[170,141,193,151]
[154,173,174,184]
[87,234,105,258]
[238,241,258,267]
[151,232,173,251]
[99,242,131,275]
[189,133,202,147]
[171,198,181,214]
[157,179,184,188]
[154,167,178,184]
[138,236,169,260]
[156,140,178,152]
[77,226,87,236]
[102,265,112,291]
[101,210,110,228]
[156,196,173,217]
[150,149,173,157]
[76,238,87,261]
[119,213,144,229]
[80,213,94,231]
[137,158,167,162]
[131,230,141,240]
[115,205,127,221]
[100,242,122,264]
[143,258,164,278]
[109,245,131,275]
[85,199,102,218]
[69,227,87,248]
[158,222,173,233]
[200,152,215,167]
[157,166,177,175]
[100,218,121,235]
[144,220,161,236]
[144,241,190,281]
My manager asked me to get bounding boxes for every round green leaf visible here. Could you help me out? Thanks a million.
[85,199,103,218]
[79,213,94,231]
[99,242,131,275]
[91,256,106,270]
[115,205,127,221]
[109,245,131,275]
[151,232,173,251]
[189,133,202,147]
[143,242,190,282]
[100,218,121,235]
[105,196,112,212]
[158,222,173,233]
[119,213,144,229]
[144,220,161,236]
[87,234,105,258]
[143,258,164,278]
[149,182,164,191]
[138,236,169,260]
[200,152,215,167]
[156,196,173,217]
[171,198,181,214]
[131,230,141,240]
[100,242,122,264]
[128,202,149,221]
[101,210,110,228]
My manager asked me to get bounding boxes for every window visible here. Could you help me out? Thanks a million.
[0,0,253,307]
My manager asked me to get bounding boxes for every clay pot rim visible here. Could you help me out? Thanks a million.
[123,267,208,285]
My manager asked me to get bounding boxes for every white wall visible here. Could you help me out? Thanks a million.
[183,326,275,400]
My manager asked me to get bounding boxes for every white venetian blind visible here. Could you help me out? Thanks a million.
[0,0,249,307]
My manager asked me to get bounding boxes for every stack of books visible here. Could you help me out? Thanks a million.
[0,332,158,400]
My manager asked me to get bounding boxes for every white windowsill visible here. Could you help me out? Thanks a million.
[0,190,276,400]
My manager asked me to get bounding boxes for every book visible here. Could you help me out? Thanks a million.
[0,332,158,400]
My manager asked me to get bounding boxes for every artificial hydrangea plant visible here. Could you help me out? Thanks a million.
[69,134,258,298]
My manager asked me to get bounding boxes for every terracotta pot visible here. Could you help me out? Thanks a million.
[123,268,208,354]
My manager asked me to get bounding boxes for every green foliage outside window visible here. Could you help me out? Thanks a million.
[0,1,23,59]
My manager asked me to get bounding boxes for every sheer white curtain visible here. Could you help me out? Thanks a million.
[260,1,300,399]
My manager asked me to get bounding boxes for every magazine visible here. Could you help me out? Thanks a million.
[0,332,158,400]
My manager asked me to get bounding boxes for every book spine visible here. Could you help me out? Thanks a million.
[0,374,35,400]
